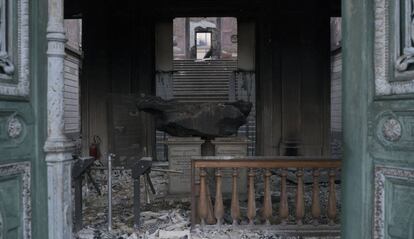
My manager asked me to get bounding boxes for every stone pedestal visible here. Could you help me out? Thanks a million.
[212,137,249,196]
[166,137,204,194]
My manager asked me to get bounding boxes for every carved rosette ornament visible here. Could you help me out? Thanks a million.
[7,116,23,139]
[381,118,402,142]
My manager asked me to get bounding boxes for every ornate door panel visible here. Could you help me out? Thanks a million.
[372,0,414,238]
[0,0,34,238]
[343,0,414,238]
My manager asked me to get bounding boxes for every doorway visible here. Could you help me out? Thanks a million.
[155,17,257,161]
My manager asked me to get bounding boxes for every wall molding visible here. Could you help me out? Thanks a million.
[0,161,31,239]
[0,0,30,98]
[373,165,414,238]
[374,0,414,95]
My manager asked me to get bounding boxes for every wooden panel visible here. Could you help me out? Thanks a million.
[330,52,342,133]
[0,162,31,239]
[63,48,81,136]
[374,165,414,239]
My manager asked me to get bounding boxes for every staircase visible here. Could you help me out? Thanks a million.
[172,60,237,103]
[156,59,257,161]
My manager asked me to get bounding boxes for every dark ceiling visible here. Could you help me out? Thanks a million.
[65,0,341,19]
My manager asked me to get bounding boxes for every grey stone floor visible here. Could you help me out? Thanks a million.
[74,166,341,239]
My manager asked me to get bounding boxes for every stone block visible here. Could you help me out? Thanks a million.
[167,137,204,194]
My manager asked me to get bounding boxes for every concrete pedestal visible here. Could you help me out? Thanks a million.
[166,137,203,194]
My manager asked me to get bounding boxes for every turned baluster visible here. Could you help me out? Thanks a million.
[311,169,321,225]
[295,169,305,225]
[262,169,272,225]
[327,169,337,225]
[247,168,256,225]
[231,168,240,225]
[214,169,224,226]
[206,178,216,225]
[198,168,208,226]
[279,169,289,225]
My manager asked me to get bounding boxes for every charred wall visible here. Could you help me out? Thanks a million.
[256,1,331,156]
[82,0,156,160]
[80,0,334,160]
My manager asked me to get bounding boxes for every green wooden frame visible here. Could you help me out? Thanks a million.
[343,0,414,238]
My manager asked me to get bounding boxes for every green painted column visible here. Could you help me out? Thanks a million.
[342,0,373,238]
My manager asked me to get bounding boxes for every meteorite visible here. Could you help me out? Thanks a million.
[136,96,252,139]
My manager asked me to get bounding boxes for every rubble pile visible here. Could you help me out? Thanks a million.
[75,163,341,238]
[76,202,192,239]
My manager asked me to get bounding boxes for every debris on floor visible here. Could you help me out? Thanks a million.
[75,165,341,239]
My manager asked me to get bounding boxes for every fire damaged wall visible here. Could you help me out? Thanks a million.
[82,0,156,162]
[80,0,333,162]
[255,1,331,156]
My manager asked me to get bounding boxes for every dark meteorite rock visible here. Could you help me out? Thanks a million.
[136,96,252,139]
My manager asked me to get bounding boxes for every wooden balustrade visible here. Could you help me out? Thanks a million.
[279,169,289,225]
[295,169,305,225]
[247,168,256,225]
[327,169,337,225]
[191,156,341,229]
[214,169,224,225]
[311,169,321,225]
[262,169,272,225]
[231,168,240,225]
[198,168,208,226]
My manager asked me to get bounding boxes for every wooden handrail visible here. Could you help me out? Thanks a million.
[193,158,341,169]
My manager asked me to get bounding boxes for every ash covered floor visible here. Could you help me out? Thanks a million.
[75,166,341,239]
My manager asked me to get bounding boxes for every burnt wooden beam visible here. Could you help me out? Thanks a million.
[72,156,95,233]
[131,157,153,229]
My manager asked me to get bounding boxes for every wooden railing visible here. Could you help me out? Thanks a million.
[190,156,341,233]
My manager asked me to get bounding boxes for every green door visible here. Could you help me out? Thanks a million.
[343,0,414,238]
[0,0,48,238]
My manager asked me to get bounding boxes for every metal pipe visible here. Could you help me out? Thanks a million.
[107,153,115,231]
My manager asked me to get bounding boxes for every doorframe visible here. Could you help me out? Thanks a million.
[43,0,382,238]
[342,0,375,238]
